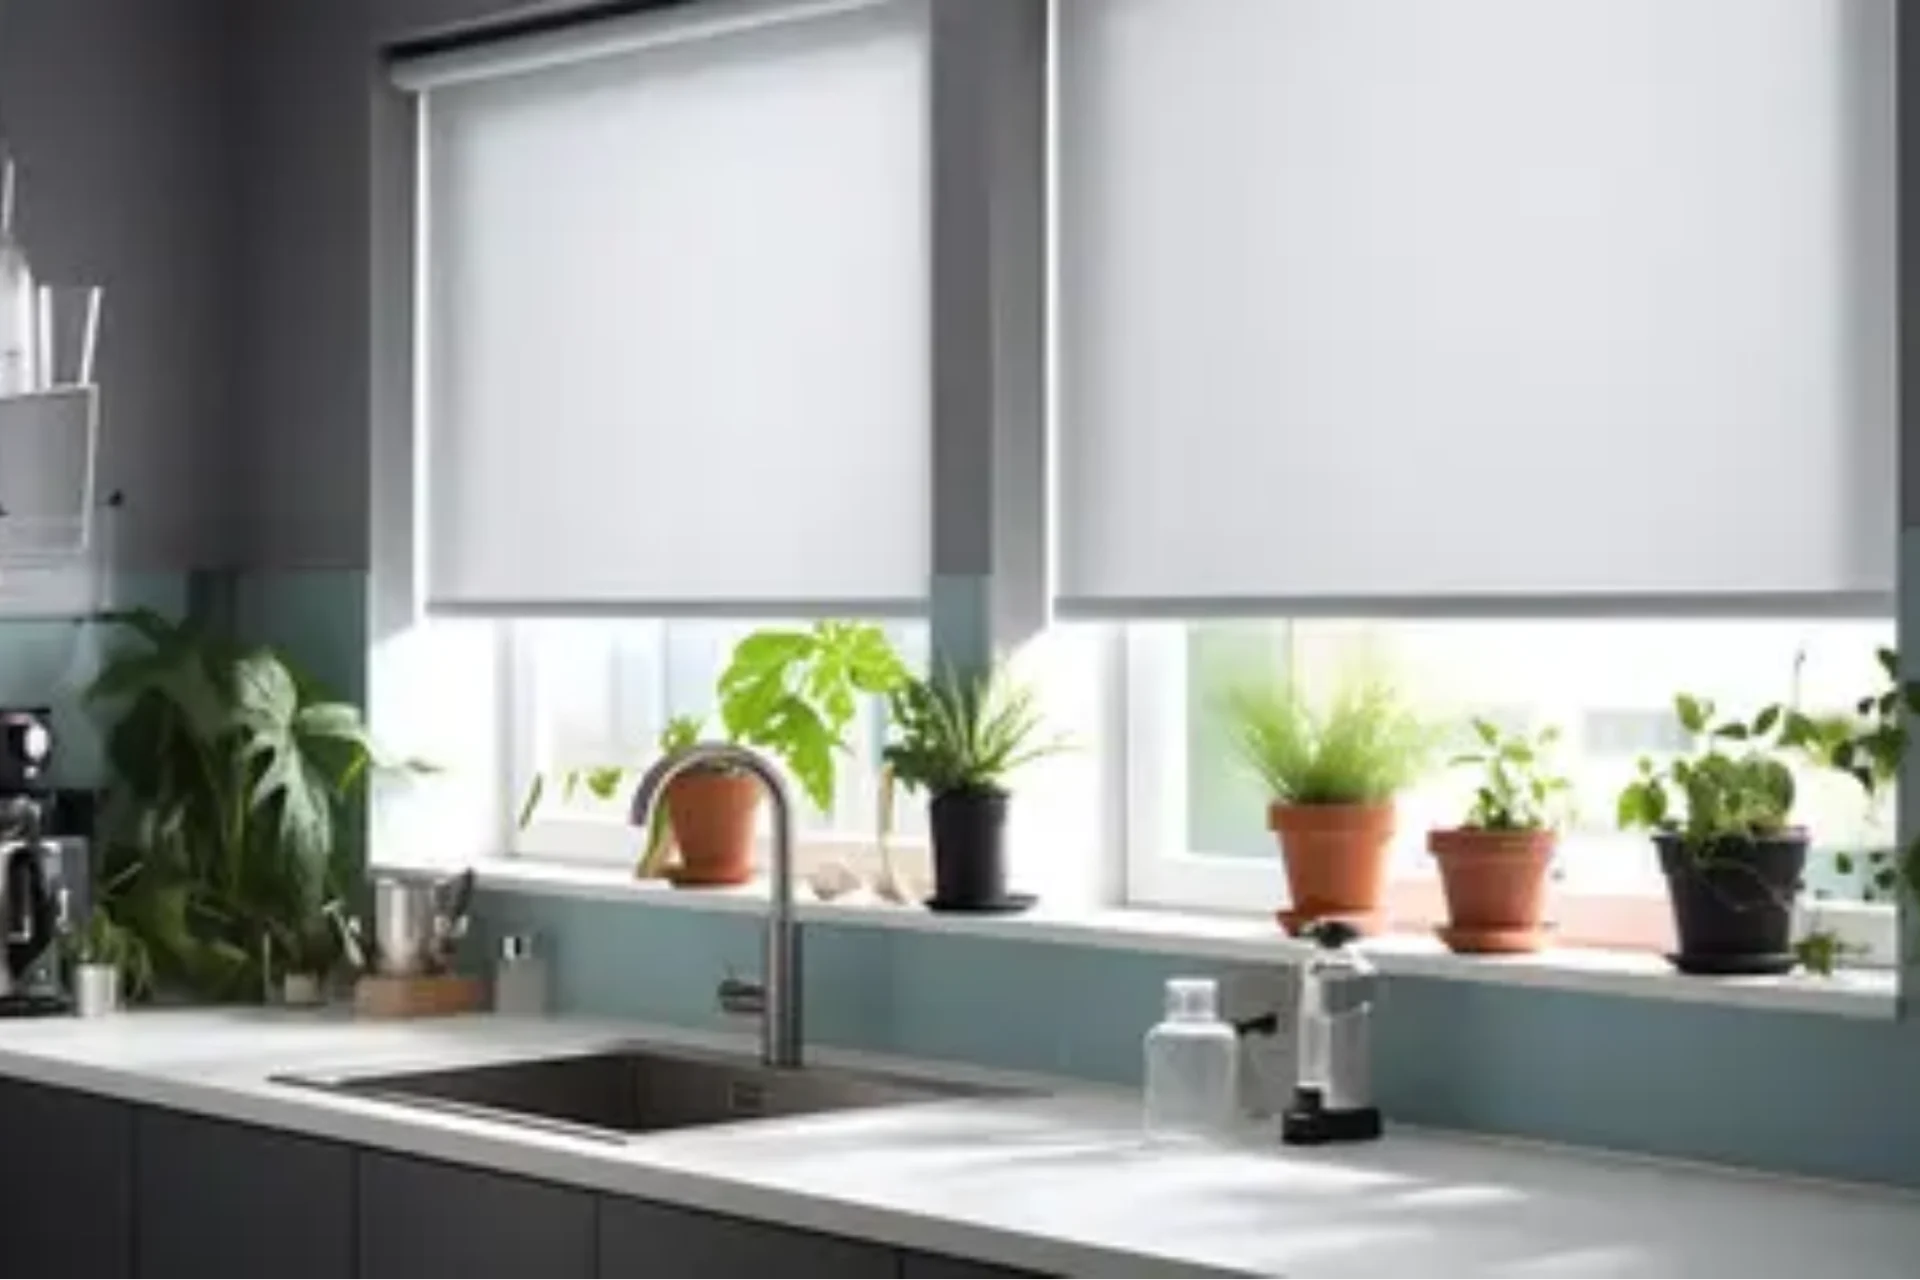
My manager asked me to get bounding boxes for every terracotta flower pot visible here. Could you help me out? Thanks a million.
[1427,828,1556,953]
[1268,803,1397,936]
[664,771,761,887]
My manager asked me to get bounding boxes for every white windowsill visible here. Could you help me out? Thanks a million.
[391,856,1900,1021]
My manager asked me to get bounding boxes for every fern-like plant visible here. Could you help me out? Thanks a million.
[1220,669,1434,806]
[884,663,1067,798]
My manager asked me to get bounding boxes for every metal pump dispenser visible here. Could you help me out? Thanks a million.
[1283,920,1382,1144]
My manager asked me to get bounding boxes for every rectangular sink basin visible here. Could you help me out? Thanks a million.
[279,1044,1012,1143]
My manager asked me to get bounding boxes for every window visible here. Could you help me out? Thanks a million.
[509,620,930,868]
[1125,618,1898,961]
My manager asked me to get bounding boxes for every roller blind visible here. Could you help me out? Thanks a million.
[1057,0,1896,613]
[407,0,929,613]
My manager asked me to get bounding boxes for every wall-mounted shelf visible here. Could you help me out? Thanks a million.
[0,384,109,618]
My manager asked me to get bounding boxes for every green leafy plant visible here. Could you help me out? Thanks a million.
[1219,669,1435,806]
[717,622,908,812]
[1616,694,1797,844]
[87,608,417,1001]
[1775,647,1920,903]
[63,902,152,998]
[883,663,1069,797]
[1449,719,1571,832]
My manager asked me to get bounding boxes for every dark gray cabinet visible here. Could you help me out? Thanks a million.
[134,1108,353,1278]
[0,1076,1050,1279]
[598,1195,893,1278]
[897,1251,1044,1278]
[0,1077,133,1276]
[358,1150,596,1277]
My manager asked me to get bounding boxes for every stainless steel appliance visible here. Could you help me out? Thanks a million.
[0,708,76,1016]
[1282,920,1382,1144]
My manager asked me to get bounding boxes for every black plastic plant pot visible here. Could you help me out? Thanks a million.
[1654,832,1808,974]
[928,787,1011,909]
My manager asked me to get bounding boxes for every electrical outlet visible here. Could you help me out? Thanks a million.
[1218,961,1299,1119]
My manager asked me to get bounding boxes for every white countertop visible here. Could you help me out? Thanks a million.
[0,1010,1914,1278]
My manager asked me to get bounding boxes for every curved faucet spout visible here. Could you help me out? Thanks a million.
[630,742,801,1068]
[630,742,791,830]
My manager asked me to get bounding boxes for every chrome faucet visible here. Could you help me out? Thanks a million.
[630,743,801,1069]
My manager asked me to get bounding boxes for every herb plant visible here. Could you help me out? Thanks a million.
[1616,694,1796,844]
[63,902,152,998]
[1450,720,1571,832]
[87,609,411,1000]
[1779,647,1920,902]
[1220,670,1434,806]
[883,663,1067,798]
[717,622,908,812]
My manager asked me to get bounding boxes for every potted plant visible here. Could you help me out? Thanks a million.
[1427,720,1570,954]
[268,907,349,1006]
[1617,694,1805,974]
[64,905,150,1018]
[87,609,423,1002]
[648,713,758,887]
[883,662,1066,912]
[516,623,907,887]
[1220,670,1433,936]
[637,622,911,888]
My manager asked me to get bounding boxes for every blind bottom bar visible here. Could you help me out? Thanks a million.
[1053,592,1896,622]
[427,597,929,621]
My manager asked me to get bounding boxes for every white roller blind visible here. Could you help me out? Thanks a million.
[1058,0,1896,612]
[413,0,929,613]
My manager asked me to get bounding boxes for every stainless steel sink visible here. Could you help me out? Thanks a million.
[277,1044,1013,1143]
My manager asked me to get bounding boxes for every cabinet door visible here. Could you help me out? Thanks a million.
[897,1250,1048,1278]
[134,1108,353,1278]
[598,1195,893,1278]
[358,1150,596,1277]
[0,1077,133,1276]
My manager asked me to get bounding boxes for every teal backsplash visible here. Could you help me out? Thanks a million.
[0,573,186,785]
[475,887,1920,1188]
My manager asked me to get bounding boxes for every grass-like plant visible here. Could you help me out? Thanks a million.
[1219,669,1434,806]
[884,663,1068,798]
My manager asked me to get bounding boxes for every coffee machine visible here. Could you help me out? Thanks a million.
[0,708,81,1016]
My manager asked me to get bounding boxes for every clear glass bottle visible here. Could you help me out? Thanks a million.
[1143,976,1239,1140]
[0,153,36,396]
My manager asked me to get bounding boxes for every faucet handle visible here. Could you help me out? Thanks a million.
[717,974,766,1018]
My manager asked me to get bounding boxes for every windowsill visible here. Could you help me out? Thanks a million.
[408,856,1899,1021]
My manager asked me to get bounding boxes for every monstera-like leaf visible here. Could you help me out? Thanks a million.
[233,650,374,898]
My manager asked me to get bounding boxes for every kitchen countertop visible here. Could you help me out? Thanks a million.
[0,1010,1914,1278]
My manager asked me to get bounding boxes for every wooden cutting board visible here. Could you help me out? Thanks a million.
[353,973,487,1019]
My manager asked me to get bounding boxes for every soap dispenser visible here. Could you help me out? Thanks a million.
[1283,920,1382,1144]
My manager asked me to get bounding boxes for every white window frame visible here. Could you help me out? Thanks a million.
[1120,622,1899,968]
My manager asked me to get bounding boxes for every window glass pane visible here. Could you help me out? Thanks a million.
[520,618,929,846]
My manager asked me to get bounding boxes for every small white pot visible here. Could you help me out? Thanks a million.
[73,964,119,1018]
[281,972,326,1006]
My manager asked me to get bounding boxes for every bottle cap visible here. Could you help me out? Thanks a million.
[1165,976,1218,1021]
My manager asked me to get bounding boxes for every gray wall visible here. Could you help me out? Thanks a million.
[229,0,620,571]
[0,0,241,570]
